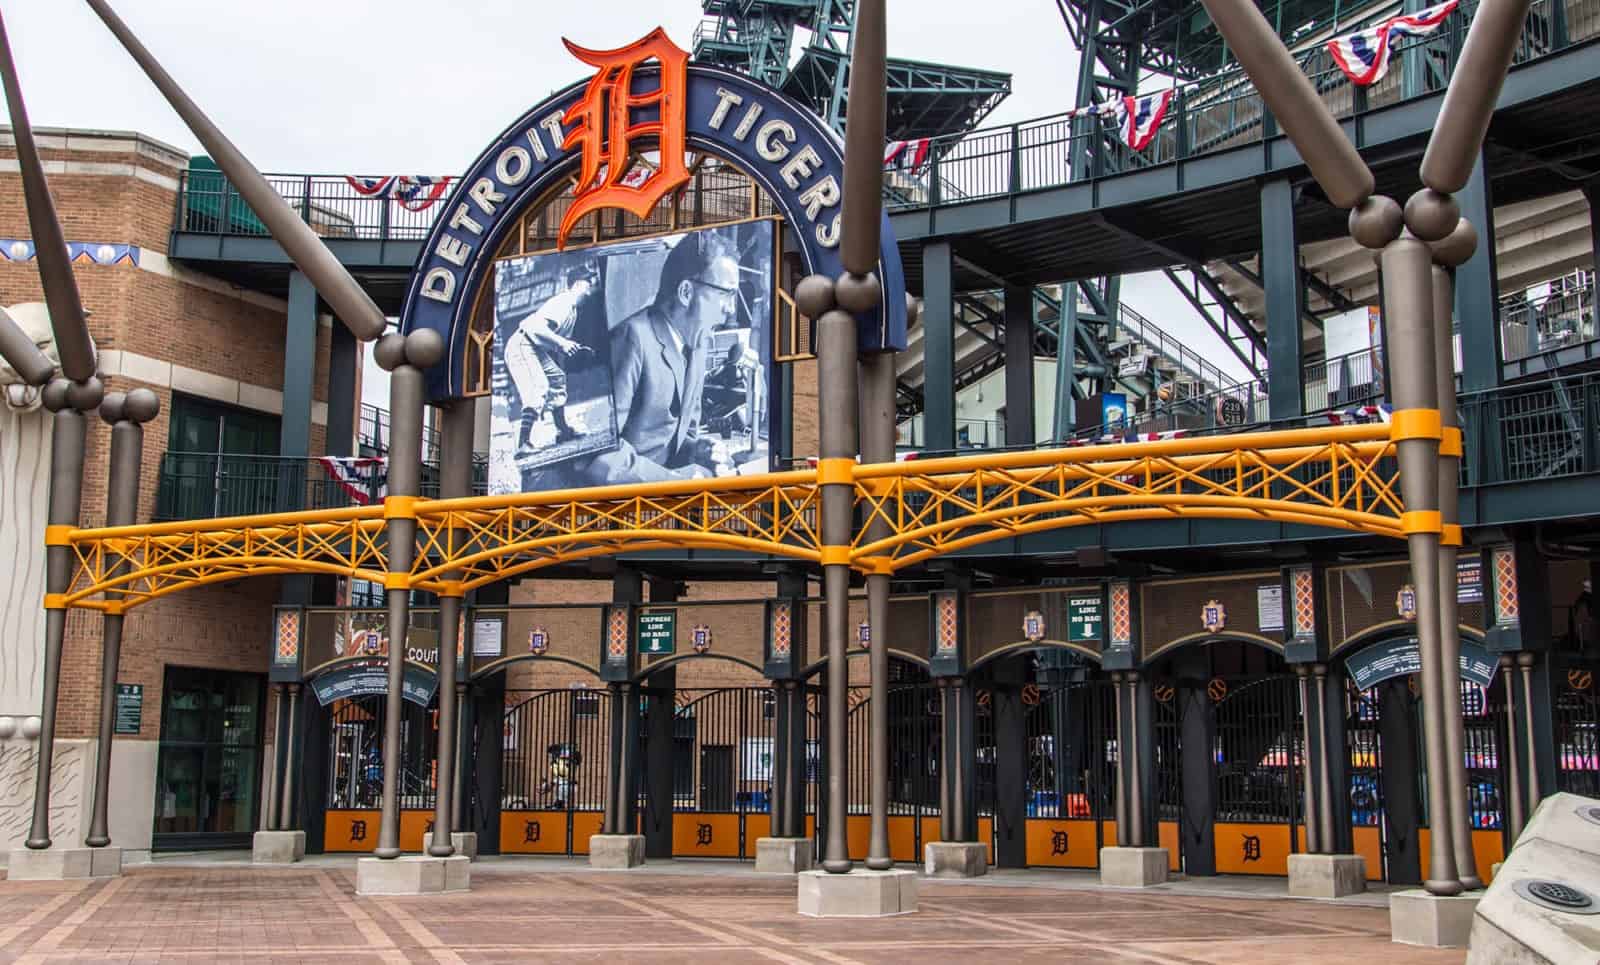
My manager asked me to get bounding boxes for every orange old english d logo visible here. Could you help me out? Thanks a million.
[557,28,692,249]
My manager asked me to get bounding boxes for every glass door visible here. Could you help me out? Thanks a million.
[152,666,266,851]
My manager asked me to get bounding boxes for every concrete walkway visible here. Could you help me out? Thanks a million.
[0,856,1465,962]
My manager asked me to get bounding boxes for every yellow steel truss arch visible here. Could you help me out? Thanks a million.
[54,423,1409,613]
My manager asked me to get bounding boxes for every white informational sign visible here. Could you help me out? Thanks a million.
[743,737,773,784]
[1257,584,1284,633]
[473,618,504,657]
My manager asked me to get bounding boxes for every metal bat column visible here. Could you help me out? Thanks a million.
[84,390,161,849]
[372,330,444,859]
[2,7,108,855]
[1431,220,1481,890]
[430,399,475,858]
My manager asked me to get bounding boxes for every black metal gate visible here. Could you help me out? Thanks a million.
[1211,675,1303,875]
[322,694,436,852]
[1020,678,1117,866]
[814,671,940,863]
[1153,682,1184,868]
[1556,663,1599,797]
[499,688,610,855]
[652,687,776,859]
[1412,677,1511,874]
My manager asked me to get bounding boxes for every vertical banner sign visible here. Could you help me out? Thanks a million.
[637,609,677,655]
[114,683,143,735]
[1068,595,1103,643]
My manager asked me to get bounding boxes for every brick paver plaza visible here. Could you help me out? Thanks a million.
[0,860,1468,963]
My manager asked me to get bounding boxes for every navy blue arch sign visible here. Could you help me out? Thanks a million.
[399,65,909,400]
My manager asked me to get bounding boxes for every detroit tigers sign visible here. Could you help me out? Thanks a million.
[401,29,909,400]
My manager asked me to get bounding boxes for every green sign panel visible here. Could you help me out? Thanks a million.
[114,683,143,735]
[637,610,677,655]
[1068,595,1102,643]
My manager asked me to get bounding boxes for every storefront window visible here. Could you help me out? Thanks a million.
[153,666,265,850]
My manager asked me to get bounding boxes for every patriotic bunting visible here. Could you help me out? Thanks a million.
[883,138,932,171]
[1118,90,1175,151]
[1327,0,1459,86]
[319,456,386,504]
[343,174,454,211]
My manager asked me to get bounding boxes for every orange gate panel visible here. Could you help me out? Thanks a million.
[1212,822,1292,876]
[673,813,742,858]
[500,811,569,854]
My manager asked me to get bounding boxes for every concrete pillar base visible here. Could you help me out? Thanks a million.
[355,855,471,896]
[1288,853,1367,898]
[8,846,122,880]
[755,837,814,874]
[797,868,919,917]
[1389,889,1480,947]
[1099,847,1169,887]
[252,830,305,864]
[451,832,478,860]
[588,834,645,869]
[924,841,988,878]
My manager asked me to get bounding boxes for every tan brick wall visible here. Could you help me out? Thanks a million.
[0,130,326,741]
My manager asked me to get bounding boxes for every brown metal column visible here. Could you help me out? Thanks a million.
[1499,657,1526,838]
[1126,673,1146,848]
[1518,653,1542,807]
[1112,672,1129,847]
[1296,667,1320,855]
[279,684,301,829]
[1313,664,1336,854]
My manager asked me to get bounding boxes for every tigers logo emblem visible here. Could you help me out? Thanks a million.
[557,28,692,248]
[348,820,368,843]
[1051,830,1070,856]
[1242,834,1261,862]
[696,822,713,846]
[524,820,541,843]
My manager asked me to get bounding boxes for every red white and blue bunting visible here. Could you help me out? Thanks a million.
[883,138,932,171]
[1118,90,1176,151]
[1327,1,1459,86]
[319,456,386,504]
[343,175,454,211]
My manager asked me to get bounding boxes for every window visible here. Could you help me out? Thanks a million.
[158,394,283,519]
[152,666,266,850]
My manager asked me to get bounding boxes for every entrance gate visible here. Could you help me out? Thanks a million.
[498,688,610,856]
[811,672,941,863]
[322,694,438,852]
[1020,678,1117,867]
[1211,675,1303,875]
[1342,675,1512,883]
[651,687,777,859]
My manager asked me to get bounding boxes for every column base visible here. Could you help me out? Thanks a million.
[451,832,478,860]
[8,846,122,880]
[924,841,988,878]
[797,868,919,917]
[755,837,814,874]
[1099,847,1169,887]
[1389,889,1480,947]
[588,834,645,869]
[355,855,470,896]
[251,830,305,864]
[1288,853,1367,898]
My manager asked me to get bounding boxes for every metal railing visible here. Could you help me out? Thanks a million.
[358,402,440,458]
[1114,299,1243,396]
[1500,269,1596,363]
[1303,348,1383,414]
[1461,369,1599,486]
[154,451,487,521]
[169,0,1598,244]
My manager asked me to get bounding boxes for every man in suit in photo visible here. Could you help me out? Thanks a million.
[583,231,747,484]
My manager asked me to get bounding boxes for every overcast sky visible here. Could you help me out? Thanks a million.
[3,0,1250,399]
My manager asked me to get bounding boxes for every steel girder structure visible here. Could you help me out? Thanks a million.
[57,423,1410,610]
[691,0,1012,141]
